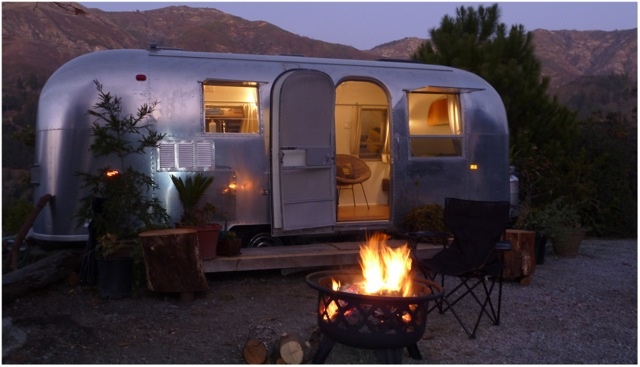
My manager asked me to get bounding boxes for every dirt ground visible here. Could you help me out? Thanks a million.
[3,266,330,364]
[2,239,638,364]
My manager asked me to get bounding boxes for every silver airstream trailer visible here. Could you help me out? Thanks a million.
[31,48,510,247]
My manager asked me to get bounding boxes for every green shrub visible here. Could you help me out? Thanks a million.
[402,203,446,233]
[3,199,33,235]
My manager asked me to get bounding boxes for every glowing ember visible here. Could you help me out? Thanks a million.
[322,279,342,321]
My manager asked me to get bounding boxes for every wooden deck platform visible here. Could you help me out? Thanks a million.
[202,240,441,273]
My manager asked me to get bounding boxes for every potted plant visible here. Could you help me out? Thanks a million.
[217,229,242,257]
[94,233,140,298]
[77,80,170,298]
[532,197,589,258]
[171,173,222,260]
[401,203,448,245]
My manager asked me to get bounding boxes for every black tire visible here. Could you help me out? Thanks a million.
[247,232,284,248]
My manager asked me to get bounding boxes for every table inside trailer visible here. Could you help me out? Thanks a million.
[202,240,441,273]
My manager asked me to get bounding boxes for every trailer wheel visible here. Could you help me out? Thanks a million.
[247,233,283,248]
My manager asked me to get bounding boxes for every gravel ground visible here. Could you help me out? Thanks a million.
[2,239,637,364]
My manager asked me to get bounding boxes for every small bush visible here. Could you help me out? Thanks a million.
[402,203,446,233]
[3,199,33,235]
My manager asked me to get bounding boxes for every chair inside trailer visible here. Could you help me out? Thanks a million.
[334,80,390,222]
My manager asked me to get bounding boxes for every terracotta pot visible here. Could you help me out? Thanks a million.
[196,223,222,260]
[552,231,585,258]
[217,238,242,257]
[175,223,222,260]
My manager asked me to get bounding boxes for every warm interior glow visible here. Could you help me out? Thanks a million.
[359,233,413,297]
[105,169,119,177]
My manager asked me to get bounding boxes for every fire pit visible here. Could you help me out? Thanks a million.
[304,233,443,364]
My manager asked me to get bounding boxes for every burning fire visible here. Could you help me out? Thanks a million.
[321,233,416,323]
[329,233,414,297]
[359,233,413,297]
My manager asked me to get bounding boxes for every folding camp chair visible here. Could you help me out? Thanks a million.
[410,198,512,339]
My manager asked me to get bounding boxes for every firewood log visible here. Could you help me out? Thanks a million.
[302,327,323,364]
[2,251,80,302]
[243,324,278,364]
[278,332,305,364]
[243,338,268,364]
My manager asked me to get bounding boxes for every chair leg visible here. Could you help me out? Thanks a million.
[434,292,478,338]
[358,183,369,209]
[496,275,503,325]
[428,275,504,339]
[337,186,357,207]
[475,275,504,325]
[350,185,356,206]
[489,275,504,325]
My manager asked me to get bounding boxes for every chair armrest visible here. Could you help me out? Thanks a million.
[495,240,512,251]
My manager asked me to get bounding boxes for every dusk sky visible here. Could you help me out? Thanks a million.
[81,2,638,50]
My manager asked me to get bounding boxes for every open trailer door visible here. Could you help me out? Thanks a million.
[271,70,336,232]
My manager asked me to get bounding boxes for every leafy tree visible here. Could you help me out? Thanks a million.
[577,111,637,237]
[76,80,170,243]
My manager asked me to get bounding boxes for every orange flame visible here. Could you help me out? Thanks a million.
[358,233,413,297]
[323,234,415,322]
[323,279,341,321]
[105,169,119,177]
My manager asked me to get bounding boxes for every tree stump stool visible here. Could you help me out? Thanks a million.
[502,229,536,285]
[139,228,208,297]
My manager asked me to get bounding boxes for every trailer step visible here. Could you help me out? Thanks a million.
[202,240,441,273]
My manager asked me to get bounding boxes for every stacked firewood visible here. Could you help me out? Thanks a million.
[242,325,322,364]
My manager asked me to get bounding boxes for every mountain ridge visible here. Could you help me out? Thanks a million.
[3,2,635,89]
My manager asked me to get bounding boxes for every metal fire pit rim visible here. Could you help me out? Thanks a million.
[305,270,443,302]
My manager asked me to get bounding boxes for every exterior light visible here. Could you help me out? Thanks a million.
[223,175,238,194]
[469,164,478,170]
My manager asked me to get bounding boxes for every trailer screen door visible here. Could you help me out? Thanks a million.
[272,70,336,231]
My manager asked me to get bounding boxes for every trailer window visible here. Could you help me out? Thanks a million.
[203,83,259,133]
[407,93,461,157]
